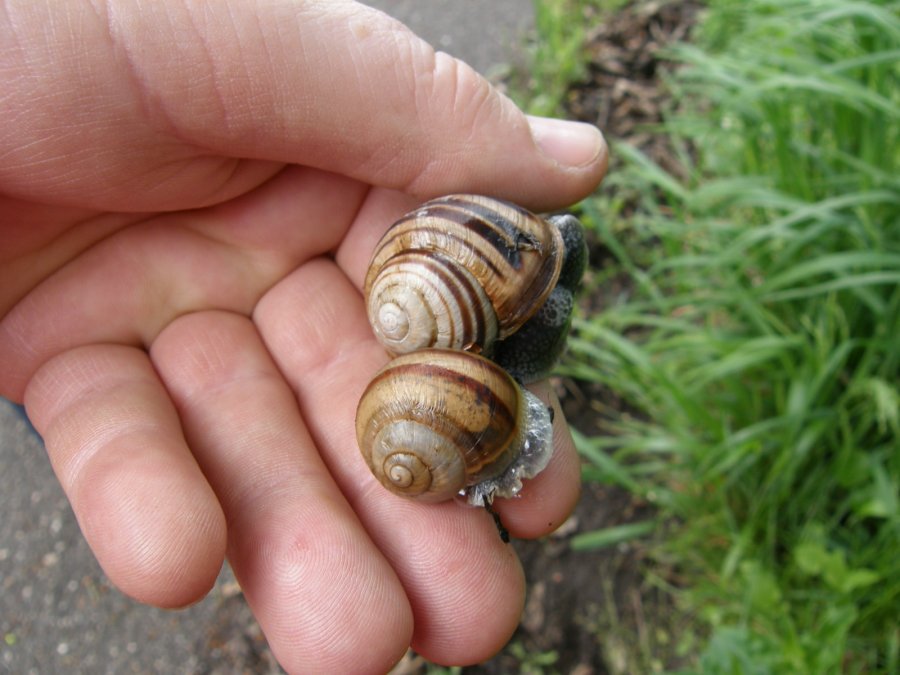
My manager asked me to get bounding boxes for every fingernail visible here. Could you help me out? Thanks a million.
[527,115,605,169]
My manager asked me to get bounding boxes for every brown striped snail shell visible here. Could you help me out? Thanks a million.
[355,348,554,504]
[363,194,566,362]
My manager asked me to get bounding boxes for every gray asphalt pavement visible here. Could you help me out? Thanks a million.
[366,0,534,76]
[0,2,534,673]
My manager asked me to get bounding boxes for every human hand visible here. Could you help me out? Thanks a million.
[0,1,607,672]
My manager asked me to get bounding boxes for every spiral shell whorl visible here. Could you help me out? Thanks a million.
[364,195,564,357]
[365,250,499,355]
[368,421,466,500]
[356,349,527,502]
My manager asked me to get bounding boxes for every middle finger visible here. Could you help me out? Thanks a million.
[150,310,412,674]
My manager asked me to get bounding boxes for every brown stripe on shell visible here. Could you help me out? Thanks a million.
[405,252,474,349]
[359,351,520,479]
[371,224,506,280]
[407,277,440,347]
[437,196,539,269]
[393,251,457,348]
[415,204,523,269]
[364,360,517,432]
[370,249,494,350]
[364,194,565,337]
[429,252,487,349]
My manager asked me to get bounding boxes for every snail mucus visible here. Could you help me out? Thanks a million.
[356,195,586,507]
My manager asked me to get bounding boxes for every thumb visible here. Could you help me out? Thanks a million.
[1,0,606,211]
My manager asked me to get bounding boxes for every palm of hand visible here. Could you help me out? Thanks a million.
[1,160,581,670]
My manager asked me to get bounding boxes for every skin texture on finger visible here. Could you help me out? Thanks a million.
[0,207,145,319]
[0,0,283,210]
[254,257,582,664]
[22,344,226,608]
[492,383,583,538]
[333,188,423,291]
[0,167,368,401]
[1,0,605,211]
[151,310,411,674]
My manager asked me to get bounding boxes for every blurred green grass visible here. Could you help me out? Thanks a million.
[519,0,900,671]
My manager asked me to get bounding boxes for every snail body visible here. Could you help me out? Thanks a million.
[492,213,587,382]
[356,348,554,504]
[364,195,571,378]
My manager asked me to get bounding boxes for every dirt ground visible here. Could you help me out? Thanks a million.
[465,3,702,673]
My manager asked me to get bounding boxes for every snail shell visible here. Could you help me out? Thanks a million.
[364,195,565,358]
[356,348,554,504]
